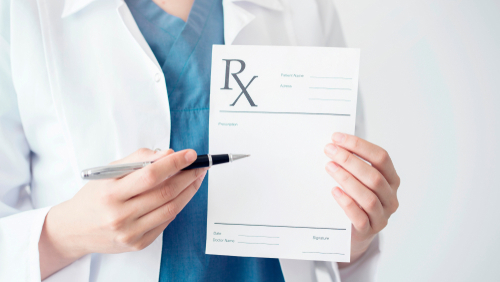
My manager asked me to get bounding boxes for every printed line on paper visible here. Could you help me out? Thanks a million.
[219,110,350,117]
[215,222,346,231]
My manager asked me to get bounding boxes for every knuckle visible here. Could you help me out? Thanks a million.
[390,198,399,213]
[115,233,135,246]
[378,149,390,164]
[395,175,401,188]
[159,183,176,201]
[137,148,152,157]
[350,136,360,150]
[194,176,204,189]
[194,168,203,178]
[357,217,370,231]
[168,215,177,224]
[378,218,389,231]
[188,182,199,194]
[340,151,352,165]
[339,171,351,183]
[107,214,125,231]
[124,205,138,219]
[369,172,384,188]
[171,156,183,171]
[140,169,157,187]
[383,220,389,230]
[131,241,147,252]
[344,197,357,210]
[364,195,379,212]
[163,203,179,218]
[100,189,116,205]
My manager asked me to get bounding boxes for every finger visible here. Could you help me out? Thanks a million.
[136,171,206,231]
[331,187,371,234]
[143,218,172,243]
[331,133,400,187]
[118,149,198,200]
[128,168,208,217]
[326,162,387,231]
[130,218,173,252]
[324,143,394,208]
[110,148,174,165]
[115,149,177,181]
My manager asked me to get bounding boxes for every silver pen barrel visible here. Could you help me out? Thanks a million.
[81,161,152,180]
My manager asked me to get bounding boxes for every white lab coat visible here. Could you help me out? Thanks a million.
[0,0,380,281]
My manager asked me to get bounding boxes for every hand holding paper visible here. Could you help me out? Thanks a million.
[325,132,400,264]
[207,45,361,262]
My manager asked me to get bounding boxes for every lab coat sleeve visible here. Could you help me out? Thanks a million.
[337,234,381,282]
[0,17,52,281]
[316,0,380,281]
[316,0,367,138]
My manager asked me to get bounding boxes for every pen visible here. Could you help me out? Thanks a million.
[80,154,250,180]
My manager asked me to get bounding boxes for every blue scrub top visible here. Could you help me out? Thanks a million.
[124,0,286,281]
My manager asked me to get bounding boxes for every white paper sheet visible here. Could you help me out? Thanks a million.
[206,45,360,262]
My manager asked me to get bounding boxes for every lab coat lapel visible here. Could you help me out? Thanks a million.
[61,0,99,17]
[43,1,169,281]
[232,0,284,10]
[40,0,171,183]
[63,0,169,71]
[116,1,162,71]
[222,0,255,45]
[222,0,284,45]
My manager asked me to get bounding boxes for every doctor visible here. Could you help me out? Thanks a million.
[0,0,400,281]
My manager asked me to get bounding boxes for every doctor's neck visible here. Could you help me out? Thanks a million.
[152,0,195,22]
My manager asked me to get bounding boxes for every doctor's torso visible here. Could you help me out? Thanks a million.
[1,0,358,281]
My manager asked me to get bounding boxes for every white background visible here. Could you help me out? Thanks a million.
[333,0,500,281]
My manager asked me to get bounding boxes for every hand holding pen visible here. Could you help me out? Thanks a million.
[81,151,249,180]
[39,148,227,278]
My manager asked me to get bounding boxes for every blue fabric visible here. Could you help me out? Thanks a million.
[125,0,286,281]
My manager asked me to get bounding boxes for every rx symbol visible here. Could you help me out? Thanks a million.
[220,59,258,107]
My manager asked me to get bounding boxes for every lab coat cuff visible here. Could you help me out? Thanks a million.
[336,234,381,282]
[0,206,51,281]
[29,207,52,281]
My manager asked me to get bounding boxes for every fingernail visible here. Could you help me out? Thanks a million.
[325,144,338,155]
[199,170,208,179]
[333,133,345,143]
[333,187,343,198]
[326,162,339,173]
[185,150,197,162]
